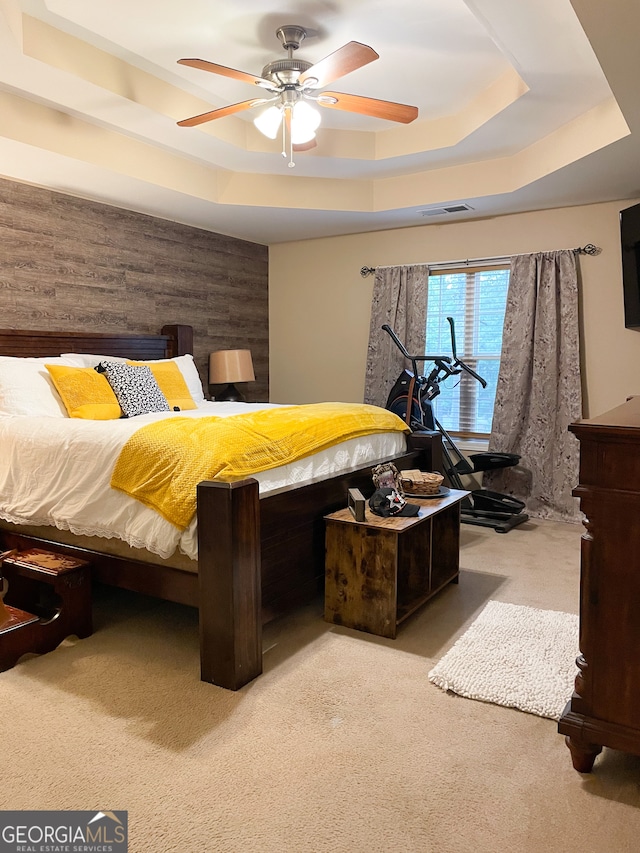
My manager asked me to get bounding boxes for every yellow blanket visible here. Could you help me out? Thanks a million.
[110,403,408,529]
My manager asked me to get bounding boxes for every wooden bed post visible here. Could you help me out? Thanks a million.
[407,430,443,473]
[161,324,193,356]
[197,479,262,690]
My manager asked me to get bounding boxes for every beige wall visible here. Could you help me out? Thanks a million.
[269,199,640,418]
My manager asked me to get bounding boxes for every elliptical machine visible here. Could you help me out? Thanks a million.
[382,319,529,533]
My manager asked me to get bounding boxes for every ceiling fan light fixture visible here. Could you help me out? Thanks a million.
[253,105,283,139]
[177,26,419,162]
[290,101,321,144]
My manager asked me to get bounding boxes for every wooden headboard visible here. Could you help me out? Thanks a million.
[0,324,193,360]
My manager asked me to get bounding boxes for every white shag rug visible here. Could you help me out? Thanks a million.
[428,600,579,720]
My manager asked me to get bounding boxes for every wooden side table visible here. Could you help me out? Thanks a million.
[324,488,468,638]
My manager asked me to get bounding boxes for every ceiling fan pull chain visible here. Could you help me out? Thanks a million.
[289,129,295,168]
[280,104,295,168]
[281,116,287,160]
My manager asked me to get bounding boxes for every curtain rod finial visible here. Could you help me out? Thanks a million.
[361,266,376,277]
[577,243,601,256]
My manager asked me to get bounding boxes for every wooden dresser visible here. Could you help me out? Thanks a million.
[558,395,640,772]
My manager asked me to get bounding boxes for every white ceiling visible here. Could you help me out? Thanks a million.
[0,0,638,244]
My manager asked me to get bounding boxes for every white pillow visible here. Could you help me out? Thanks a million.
[0,355,78,417]
[61,353,128,366]
[61,353,205,403]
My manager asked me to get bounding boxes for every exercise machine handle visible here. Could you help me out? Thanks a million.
[447,316,457,358]
[381,324,411,359]
[455,359,488,388]
[445,316,488,388]
[381,324,452,364]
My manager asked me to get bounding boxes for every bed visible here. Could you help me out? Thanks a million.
[0,324,441,689]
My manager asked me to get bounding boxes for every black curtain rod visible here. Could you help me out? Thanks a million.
[359,243,602,277]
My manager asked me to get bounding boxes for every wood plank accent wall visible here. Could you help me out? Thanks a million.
[0,177,269,401]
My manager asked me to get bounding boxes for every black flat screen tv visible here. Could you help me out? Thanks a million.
[621,202,640,329]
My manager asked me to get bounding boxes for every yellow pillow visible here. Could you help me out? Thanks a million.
[45,365,122,420]
[128,360,197,410]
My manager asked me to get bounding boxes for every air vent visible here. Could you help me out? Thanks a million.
[418,203,474,217]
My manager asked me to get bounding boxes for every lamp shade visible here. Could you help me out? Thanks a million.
[209,349,255,384]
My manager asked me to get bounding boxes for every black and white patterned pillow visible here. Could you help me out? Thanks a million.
[98,361,170,418]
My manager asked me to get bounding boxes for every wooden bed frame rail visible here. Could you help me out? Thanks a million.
[0,324,440,690]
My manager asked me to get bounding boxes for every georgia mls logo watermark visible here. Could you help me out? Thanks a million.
[0,810,128,853]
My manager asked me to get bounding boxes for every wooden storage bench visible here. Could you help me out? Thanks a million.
[324,488,467,638]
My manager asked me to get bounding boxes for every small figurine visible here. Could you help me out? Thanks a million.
[372,462,403,495]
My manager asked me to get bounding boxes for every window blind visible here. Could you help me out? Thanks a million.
[425,265,509,436]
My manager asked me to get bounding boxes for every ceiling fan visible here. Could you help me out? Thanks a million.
[177,25,419,166]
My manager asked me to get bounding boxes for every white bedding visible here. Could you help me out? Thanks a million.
[0,402,406,561]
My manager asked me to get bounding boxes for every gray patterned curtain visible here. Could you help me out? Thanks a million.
[364,265,428,408]
[483,250,583,522]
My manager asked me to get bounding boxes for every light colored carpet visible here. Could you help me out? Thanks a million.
[3,519,640,853]
[428,600,579,719]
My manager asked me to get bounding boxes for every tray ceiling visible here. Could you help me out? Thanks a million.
[0,0,636,243]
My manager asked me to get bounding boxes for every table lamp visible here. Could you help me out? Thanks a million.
[209,349,255,402]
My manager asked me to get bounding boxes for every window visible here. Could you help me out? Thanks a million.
[425,265,509,438]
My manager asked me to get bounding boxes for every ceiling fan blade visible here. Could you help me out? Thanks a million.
[293,138,318,152]
[178,58,275,89]
[299,42,378,89]
[177,99,267,127]
[318,91,418,124]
